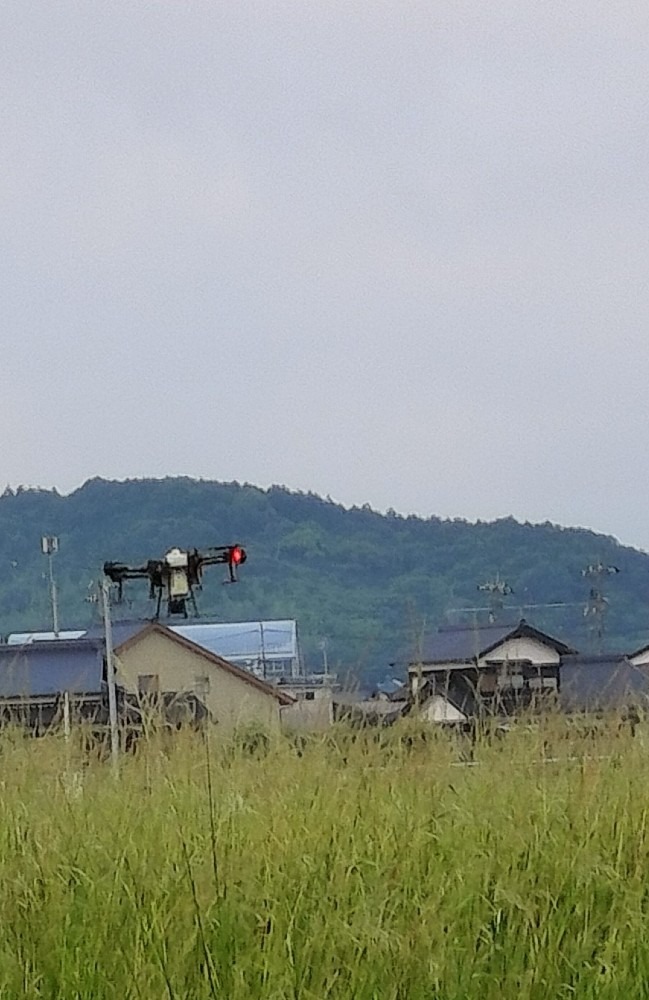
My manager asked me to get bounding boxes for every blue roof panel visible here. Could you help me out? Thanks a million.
[0,642,104,697]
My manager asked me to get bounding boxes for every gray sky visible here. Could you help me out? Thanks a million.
[3,1,649,547]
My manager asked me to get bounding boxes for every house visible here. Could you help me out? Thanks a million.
[276,674,337,731]
[0,636,106,730]
[0,621,294,734]
[332,690,407,727]
[111,622,293,732]
[627,641,649,669]
[559,654,649,714]
[408,619,576,721]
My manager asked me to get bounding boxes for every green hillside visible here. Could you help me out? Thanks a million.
[1,477,648,685]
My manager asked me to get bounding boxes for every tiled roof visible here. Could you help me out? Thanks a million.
[559,654,649,712]
[416,619,574,664]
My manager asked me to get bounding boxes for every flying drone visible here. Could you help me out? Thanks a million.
[103,543,247,618]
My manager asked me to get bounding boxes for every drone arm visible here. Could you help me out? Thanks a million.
[191,545,247,584]
[103,562,152,582]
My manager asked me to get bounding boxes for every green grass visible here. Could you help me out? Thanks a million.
[0,719,647,998]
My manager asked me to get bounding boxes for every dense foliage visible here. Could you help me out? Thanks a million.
[1,477,649,685]
[1,722,649,998]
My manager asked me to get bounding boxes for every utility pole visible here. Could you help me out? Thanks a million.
[320,637,329,674]
[477,574,513,623]
[41,535,60,636]
[581,561,620,651]
[100,579,119,771]
[259,621,267,679]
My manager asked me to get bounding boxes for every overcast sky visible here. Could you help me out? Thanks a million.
[2,1,649,546]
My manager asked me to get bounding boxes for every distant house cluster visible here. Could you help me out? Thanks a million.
[407,619,649,724]
[1,614,648,737]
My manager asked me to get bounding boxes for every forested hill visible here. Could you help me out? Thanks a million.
[2,477,649,685]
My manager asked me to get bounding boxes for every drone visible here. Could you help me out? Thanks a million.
[103,543,247,618]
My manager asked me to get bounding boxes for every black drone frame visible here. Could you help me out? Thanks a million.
[103,544,247,618]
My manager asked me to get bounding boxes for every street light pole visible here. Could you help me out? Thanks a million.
[41,536,60,636]
[100,579,119,771]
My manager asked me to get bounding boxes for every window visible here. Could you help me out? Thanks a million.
[138,674,160,695]
[194,675,210,698]
[528,675,558,691]
[496,663,524,689]
[305,690,315,701]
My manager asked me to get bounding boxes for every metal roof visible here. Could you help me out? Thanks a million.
[85,620,153,650]
[0,641,104,698]
[171,620,298,662]
[7,620,152,651]
[559,655,649,712]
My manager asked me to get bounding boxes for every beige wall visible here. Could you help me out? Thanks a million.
[280,689,333,731]
[115,631,281,732]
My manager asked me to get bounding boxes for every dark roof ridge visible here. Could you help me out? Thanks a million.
[415,618,576,665]
[437,619,523,634]
[562,652,630,664]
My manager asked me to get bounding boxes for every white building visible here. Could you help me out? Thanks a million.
[170,619,301,679]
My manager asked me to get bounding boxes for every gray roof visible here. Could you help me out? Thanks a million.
[0,640,104,698]
[86,619,152,650]
[416,619,574,665]
[559,655,649,712]
[6,619,301,666]
[8,619,154,652]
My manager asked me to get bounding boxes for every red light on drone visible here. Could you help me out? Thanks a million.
[230,545,246,565]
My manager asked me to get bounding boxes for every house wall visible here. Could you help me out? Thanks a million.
[479,637,560,666]
[407,637,561,699]
[279,687,333,731]
[114,631,281,732]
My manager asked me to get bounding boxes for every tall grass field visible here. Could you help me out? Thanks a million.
[0,719,647,998]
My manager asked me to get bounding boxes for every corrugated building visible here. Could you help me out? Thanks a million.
[171,619,301,678]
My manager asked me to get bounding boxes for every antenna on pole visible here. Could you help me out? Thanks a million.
[581,560,620,650]
[41,535,60,636]
[476,573,514,623]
